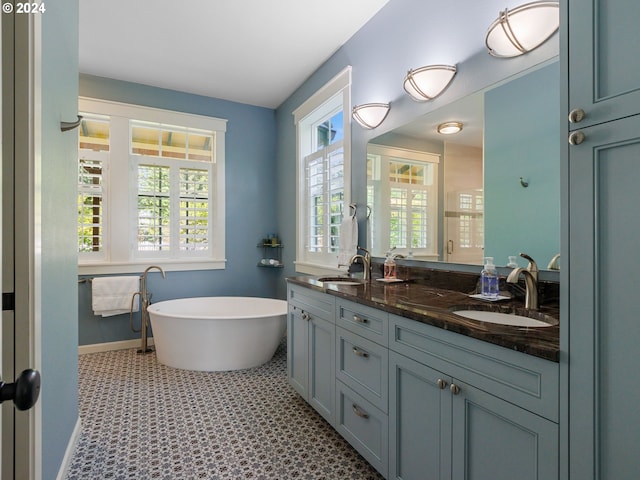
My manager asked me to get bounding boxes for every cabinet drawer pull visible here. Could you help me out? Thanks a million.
[353,315,368,324]
[437,378,447,390]
[450,383,461,395]
[352,404,369,419]
[352,347,369,358]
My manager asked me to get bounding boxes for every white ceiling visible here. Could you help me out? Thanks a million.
[79,0,390,109]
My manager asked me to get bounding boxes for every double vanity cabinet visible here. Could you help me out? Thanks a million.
[286,278,559,480]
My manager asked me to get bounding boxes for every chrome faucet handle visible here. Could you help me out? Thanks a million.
[547,253,560,270]
[519,253,538,281]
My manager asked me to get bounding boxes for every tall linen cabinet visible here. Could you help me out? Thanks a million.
[564,1,640,478]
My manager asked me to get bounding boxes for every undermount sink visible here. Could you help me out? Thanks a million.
[451,306,558,328]
[317,276,365,286]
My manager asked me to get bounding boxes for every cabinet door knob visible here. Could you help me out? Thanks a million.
[352,403,369,419]
[437,378,447,390]
[450,383,461,395]
[301,312,310,321]
[352,347,369,358]
[568,131,585,145]
[568,108,586,123]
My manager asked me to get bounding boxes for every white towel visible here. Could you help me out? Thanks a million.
[92,276,140,317]
[337,212,358,266]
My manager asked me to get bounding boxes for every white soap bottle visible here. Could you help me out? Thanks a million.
[481,257,499,298]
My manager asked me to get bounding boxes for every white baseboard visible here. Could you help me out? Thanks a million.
[78,337,155,355]
[56,418,82,480]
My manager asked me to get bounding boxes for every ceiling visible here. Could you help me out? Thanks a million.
[79,0,390,109]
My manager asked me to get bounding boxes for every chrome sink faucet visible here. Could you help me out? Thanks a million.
[507,267,538,310]
[349,246,371,282]
[519,252,539,282]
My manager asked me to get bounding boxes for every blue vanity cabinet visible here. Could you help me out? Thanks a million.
[389,350,452,480]
[567,0,640,130]
[566,114,640,480]
[287,284,336,426]
[389,314,559,480]
[565,1,640,478]
[335,298,390,477]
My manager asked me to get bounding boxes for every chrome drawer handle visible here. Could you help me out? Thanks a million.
[353,315,368,324]
[352,404,369,419]
[352,347,369,358]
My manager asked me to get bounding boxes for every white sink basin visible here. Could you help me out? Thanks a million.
[317,276,364,286]
[453,310,555,328]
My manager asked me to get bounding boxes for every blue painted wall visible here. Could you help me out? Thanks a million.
[274,0,559,298]
[484,62,561,266]
[40,0,79,477]
[78,75,280,345]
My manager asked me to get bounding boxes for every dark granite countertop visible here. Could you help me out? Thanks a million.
[286,274,559,363]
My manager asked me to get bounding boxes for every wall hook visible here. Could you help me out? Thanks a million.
[60,115,83,132]
[519,177,529,188]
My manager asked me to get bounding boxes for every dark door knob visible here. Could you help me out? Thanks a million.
[0,369,41,411]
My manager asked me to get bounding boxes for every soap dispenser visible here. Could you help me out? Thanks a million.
[481,257,499,298]
[384,251,397,280]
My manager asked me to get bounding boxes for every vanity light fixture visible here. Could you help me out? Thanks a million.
[352,103,391,129]
[403,64,457,102]
[485,1,559,58]
[437,121,463,135]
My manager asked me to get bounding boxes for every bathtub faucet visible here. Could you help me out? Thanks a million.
[136,265,166,354]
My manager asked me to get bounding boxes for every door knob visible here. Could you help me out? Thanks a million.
[0,369,41,411]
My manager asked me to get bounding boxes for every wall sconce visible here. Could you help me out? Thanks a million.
[437,122,463,135]
[485,1,559,58]
[352,103,390,129]
[403,65,457,102]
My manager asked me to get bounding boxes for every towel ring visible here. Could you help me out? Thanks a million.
[349,203,357,216]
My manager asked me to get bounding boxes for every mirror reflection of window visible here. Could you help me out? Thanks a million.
[367,145,439,260]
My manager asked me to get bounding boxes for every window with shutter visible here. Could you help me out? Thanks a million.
[77,98,226,274]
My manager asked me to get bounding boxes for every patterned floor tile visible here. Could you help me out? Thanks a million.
[66,340,384,480]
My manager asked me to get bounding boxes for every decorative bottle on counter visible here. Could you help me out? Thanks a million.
[384,252,397,279]
[481,257,499,298]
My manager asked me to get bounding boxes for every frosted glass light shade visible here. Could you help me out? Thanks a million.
[437,122,463,135]
[352,103,390,129]
[486,1,559,58]
[403,65,457,102]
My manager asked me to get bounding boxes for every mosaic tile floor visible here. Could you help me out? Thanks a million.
[66,340,384,479]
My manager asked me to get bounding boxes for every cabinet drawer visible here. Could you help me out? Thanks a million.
[336,298,388,346]
[389,314,559,422]
[336,327,388,413]
[288,284,335,323]
[336,380,388,478]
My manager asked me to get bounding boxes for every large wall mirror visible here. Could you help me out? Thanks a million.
[367,59,560,270]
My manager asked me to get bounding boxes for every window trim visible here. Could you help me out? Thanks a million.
[293,66,352,274]
[78,97,226,275]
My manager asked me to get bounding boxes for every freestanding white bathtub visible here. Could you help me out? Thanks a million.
[147,297,287,371]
